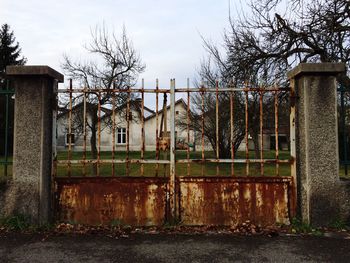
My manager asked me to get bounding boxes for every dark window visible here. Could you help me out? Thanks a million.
[65,133,75,145]
[117,128,126,144]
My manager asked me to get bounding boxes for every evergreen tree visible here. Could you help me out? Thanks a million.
[0,23,26,74]
[0,24,25,155]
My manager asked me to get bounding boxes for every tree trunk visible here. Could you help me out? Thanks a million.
[252,131,261,172]
[90,107,98,175]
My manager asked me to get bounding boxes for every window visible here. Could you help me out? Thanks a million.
[117,128,126,144]
[65,133,75,146]
[176,111,179,115]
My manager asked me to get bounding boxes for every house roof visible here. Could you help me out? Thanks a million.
[144,98,187,121]
[57,102,111,119]
[58,98,187,122]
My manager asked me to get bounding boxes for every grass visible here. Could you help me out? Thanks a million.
[339,165,350,179]
[54,150,292,177]
[290,217,323,236]
[0,155,12,180]
[2,151,350,178]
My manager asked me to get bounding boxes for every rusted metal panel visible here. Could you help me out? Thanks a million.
[55,177,168,226]
[178,176,292,226]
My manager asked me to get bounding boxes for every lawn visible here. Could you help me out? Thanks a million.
[54,150,292,177]
[2,151,350,178]
[0,156,12,181]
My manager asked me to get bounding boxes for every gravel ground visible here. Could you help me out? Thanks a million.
[0,232,350,262]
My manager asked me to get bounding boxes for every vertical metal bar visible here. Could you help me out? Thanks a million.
[4,80,10,177]
[187,78,190,177]
[230,87,234,176]
[51,80,58,216]
[274,89,280,176]
[289,78,297,218]
[169,78,176,221]
[82,86,87,177]
[141,79,145,176]
[163,92,168,178]
[112,82,116,177]
[155,79,159,177]
[340,87,348,175]
[126,87,130,176]
[52,80,58,181]
[97,91,101,177]
[215,80,219,176]
[67,79,73,177]
[259,90,264,176]
[201,85,205,177]
[245,88,249,176]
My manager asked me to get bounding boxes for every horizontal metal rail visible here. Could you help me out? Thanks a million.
[0,90,14,95]
[0,160,13,165]
[56,159,171,164]
[56,158,291,165]
[57,87,290,94]
[175,159,291,164]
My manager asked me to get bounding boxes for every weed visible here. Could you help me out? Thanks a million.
[290,217,313,234]
[0,214,31,231]
[329,218,349,230]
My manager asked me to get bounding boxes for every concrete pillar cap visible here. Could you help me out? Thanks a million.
[287,63,346,80]
[6,65,64,83]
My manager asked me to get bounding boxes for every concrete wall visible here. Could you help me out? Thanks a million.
[0,66,63,224]
[288,63,350,225]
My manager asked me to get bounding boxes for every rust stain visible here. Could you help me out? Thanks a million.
[178,177,291,226]
[55,176,292,226]
[55,177,168,226]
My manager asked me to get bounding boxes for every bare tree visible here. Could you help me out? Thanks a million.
[197,0,348,159]
[61,25,145,166]
[223,0,350,86]
[177,57,246,158]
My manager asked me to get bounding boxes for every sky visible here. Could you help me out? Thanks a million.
[0,0,248,107]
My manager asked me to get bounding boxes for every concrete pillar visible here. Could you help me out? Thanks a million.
[4,66,63,224]
[287,63,346,226]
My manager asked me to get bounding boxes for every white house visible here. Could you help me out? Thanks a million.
[56,98,197,152]
[56,98,288,153]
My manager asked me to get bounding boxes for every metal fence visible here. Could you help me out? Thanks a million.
[54,79,296,225]
[54,79,294,178]
[0,78,14,179]
[338,85,350,176]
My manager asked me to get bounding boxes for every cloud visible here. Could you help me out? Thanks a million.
[0,0,236,93]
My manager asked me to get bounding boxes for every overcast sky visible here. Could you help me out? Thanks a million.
[0,0,250,109]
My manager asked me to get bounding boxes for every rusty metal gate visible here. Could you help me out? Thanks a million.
[53,79,296,226]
